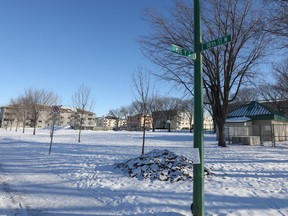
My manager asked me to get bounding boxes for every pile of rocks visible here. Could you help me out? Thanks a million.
[115,149,211,182]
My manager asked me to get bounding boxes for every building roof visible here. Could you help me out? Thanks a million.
[225,117,252,123]
[227,101,288,121]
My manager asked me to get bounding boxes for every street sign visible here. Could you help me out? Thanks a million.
[202,34,231,51]
[52,105,60,114]
[171,44,195,59]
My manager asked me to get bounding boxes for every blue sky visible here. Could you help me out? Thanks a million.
[0,0,175,116]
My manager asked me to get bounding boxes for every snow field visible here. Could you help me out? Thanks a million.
[0,128,287,215]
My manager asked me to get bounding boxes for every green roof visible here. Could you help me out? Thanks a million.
[227,101,288,122]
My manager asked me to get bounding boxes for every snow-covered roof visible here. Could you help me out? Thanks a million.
[225,117,252,123]
[227,101,273,118]
[227,101,288,122]
[61,106,77,112]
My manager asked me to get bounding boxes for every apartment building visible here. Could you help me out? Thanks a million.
[152,109,213,131]
[0,105,96,130]
[127,114,153,130]
[152,109,192,130]
[95,116,127,130]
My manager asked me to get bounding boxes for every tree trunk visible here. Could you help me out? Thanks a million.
[217,121,227,147]
[78,124,82,143]
[141,116,146,155]
[22,123,25,133]
[33,124,36,135]
[116,119,119,130]
[190,118,193,133]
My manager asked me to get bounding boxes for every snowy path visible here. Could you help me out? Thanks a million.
[0,128,288,215]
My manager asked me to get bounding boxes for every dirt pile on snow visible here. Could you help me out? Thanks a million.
[116,149,211,182]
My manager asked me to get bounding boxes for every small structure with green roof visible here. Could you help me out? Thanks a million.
[226,101,288,144]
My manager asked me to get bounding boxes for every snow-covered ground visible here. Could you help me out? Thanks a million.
[0,128,287,215]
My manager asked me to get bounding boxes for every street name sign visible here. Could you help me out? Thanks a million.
[202,34,231,51]
[171,44,195,59]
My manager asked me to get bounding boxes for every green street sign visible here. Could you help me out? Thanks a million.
[202,34,231,51]
[171,44,195,59]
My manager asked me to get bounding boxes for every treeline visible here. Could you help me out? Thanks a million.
[5,84,94,143]
[109,96,194,131]
[9,88,59,134]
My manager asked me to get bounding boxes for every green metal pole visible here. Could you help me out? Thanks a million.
[192,0,204,215]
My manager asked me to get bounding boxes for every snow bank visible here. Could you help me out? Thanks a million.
[116,149,213,183]
[116,149,196,182]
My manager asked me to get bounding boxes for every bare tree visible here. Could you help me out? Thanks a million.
[132,67,153,155]
[72,84,95,143]
[126,103,138,116]
[258,83,286,104]
[119,106,130,120]
[273,59,288,95]
[151,96,184,132]
[24,88,58,135]
[181,98,194,132]
[140,0,269,146]
[108,106,130,130]
[256,59,288,114]
[256,58,287,97]
[10,98,22,132]
[232,87,259,104]
[149,95,163,131]
[264,0,288,48]
[16,95,30,133]
[160,97,183,111]
[108,108,122,130]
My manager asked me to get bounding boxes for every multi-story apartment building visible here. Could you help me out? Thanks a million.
[95,116,127,130]
[103,116,118,128]
[127,114,153,130]
[152,109,193,131]
[152,109,213,131]
[123,110,213,131]
[0,105,96,130]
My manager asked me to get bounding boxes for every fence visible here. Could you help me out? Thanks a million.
[226,123,288,147]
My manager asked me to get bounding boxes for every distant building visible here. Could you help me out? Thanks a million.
[152,109,192,131]
[0,105,96,130]
[95,116,127,130]
[103,116,118,128]
[152,109,213,131]
[125,109,213,132]
[127,114,153,130]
